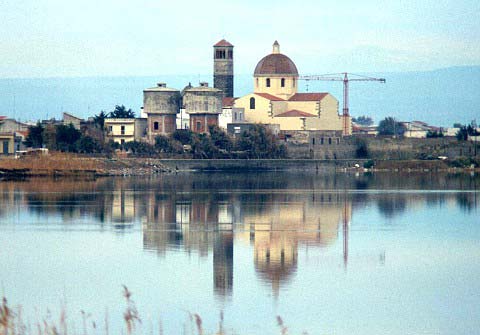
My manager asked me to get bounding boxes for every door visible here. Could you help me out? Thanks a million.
[3,140,9,154]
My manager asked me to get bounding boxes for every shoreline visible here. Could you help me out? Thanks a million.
[1,154,478,179]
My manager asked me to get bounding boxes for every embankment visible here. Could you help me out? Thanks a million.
[1,154,476,178]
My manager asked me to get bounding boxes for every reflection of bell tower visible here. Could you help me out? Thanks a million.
[213,39,234,98]
[213,231,234,298]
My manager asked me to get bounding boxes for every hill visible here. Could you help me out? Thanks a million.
[1,66,479,127]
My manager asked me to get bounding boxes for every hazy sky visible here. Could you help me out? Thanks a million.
[1,0,479,78]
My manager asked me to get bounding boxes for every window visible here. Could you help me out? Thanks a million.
[228,50,233,59]
[120,139,125,145]
[196,121,202,132]
[215,49,226,59]
[121,125,125,135]
[321,137,324,145]
[336,138,340,144]
[204,101,209,111]
[108,126,113,132]
[281,78,285,87]
[312,138,315,145]
[293,78,295,87]
[328,138,332,145]
[250,97,255,109]
[266,78,271,87]
[256,78,259,87]
[234,111,237,121]
[154,122,159,130]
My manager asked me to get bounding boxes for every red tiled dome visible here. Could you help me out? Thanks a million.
[254,53,298,77]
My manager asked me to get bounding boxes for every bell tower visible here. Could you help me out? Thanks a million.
[213,39,234,98]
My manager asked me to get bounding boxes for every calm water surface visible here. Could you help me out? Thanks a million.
[0,172,479,335]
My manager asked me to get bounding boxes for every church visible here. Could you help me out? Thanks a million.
[220,41,351,135]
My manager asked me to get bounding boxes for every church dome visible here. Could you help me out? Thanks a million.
[254,41,298,77]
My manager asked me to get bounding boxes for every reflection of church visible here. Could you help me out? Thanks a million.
[141,190,352,298]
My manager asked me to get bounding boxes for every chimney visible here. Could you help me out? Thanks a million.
[157,83,167,88]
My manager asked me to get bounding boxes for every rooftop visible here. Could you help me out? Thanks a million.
[214,39,234,47]
[276,109,316,117]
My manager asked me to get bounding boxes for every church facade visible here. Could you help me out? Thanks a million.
[234,41,351,134]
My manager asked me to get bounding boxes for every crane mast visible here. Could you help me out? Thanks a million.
[300,73,386,135]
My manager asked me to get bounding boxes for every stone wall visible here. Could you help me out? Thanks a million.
[160,158,367,172]
[287,134,480,160]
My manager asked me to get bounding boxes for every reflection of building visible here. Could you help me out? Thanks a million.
[238,192,352,296]
[111,189,136,225]
[214,232,234,297]
[141,189,352,298]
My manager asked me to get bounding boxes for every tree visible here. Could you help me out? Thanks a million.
[93,111,107,130]
[378,117,405,136]
[172,129,194,145]
[208,125,233,151]
[155,135,182,154]
[24,122,44,148]
[352,115,374,126]
[110,105,135,119]
[191,133,219,158]
[124,141,156,155]
[76,135,102,153]
[456,124,480,141]
[355,138,369,158]
[55,124,81,152]
[236,125,287,158]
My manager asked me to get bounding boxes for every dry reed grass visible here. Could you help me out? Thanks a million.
[0,153,104,174]
[1,287,297,335]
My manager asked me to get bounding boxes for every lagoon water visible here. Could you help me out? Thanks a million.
[0,172,479,335]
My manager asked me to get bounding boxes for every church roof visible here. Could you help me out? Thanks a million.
[254,93,285,101]
[214,39,233,47]
[276,109,316,117]
[289,93,328,101]
[222,97,237,107]
[254,53,298,77]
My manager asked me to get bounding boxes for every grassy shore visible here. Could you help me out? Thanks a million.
[0,153,171,177]
[1,152,478,178]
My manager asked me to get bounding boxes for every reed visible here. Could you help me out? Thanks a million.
[0,288,296,335]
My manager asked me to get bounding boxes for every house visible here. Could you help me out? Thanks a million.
[0,132,15,154]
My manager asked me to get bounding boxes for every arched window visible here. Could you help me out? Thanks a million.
[266,78,271,87]
[293,78,296,87]
[154,121,159,130]
[281,78,285,87]
[256,78,259,87]
[250,97,255,109]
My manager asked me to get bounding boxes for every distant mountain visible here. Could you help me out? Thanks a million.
[1,66,479,127]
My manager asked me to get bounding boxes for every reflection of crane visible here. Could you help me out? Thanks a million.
[300,73,386,135]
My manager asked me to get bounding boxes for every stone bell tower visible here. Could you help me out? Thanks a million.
[213,39,234,98]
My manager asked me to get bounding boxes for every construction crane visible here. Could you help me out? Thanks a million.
[300,73,386,135]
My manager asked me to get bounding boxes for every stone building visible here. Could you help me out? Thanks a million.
[213,39,234,98]
[63,112,83,130]
[143,83,180,142]
[183,82,222,133]
[234,41,350,135]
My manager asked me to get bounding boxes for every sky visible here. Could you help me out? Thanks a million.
[1,0,480,78]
